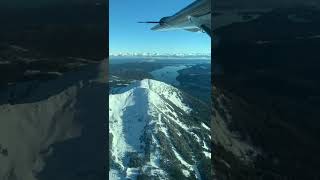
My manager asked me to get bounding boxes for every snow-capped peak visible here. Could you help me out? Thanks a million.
[113,79,191,113]
[109,79,211,179]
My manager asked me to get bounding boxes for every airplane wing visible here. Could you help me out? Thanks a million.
[140,0,212,37]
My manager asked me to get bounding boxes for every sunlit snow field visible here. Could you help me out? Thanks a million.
[109,57,211,179]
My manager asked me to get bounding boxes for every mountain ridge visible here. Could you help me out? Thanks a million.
[109,79,211,180]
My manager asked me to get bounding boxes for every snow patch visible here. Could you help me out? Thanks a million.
[201,122,210,131]
[182,169,190,177]
[203,151,211,158]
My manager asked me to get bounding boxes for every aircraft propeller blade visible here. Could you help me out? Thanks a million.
[137,21,160,24]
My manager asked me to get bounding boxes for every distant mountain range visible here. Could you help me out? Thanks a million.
[109,52,211,58]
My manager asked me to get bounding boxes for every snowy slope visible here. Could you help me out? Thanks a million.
[0,61,107,180]
[109,79,211,180]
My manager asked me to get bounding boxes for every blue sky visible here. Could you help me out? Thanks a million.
[109,0,210,54]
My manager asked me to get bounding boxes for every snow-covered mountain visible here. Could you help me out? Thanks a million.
[109,79,211,180]
[0,61,108,180]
